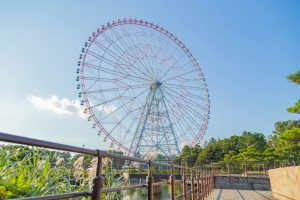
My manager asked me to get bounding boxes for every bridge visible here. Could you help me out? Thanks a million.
[0,131,298,200]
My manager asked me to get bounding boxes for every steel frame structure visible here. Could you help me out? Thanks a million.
[77,18,210,159]
[129,81,180,158]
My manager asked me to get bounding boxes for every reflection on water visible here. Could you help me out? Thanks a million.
[121,179,182,200]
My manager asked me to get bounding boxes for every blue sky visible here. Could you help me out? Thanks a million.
[0,1,299,150]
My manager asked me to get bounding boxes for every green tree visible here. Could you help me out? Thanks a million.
[288,70,300,84]
[287,70,300,113]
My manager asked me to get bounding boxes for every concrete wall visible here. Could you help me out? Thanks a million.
[214,176,271,190]
[268,166,300,200]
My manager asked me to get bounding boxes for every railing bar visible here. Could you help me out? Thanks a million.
[0,132,97,155]
[152,181,169,186]
[175,189,193,199]
[0,132,186,168]
[14,192,91,200]
[102,184,144,192]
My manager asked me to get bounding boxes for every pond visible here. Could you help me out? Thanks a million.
[120,179,183,200]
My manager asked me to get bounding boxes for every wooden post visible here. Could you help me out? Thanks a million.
[147,161,153,200]
[191,172,195,200]
[227,162,230,178]
[169,166,175,200]
[182,168,187,200]
[92,155,104,200]
[197,170,201,200]
[205,171,208,197]
[201,170,205,200]
[209,172,211,195]
[211,172,213,192]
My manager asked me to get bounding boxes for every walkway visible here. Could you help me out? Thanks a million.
[206,189,275,200]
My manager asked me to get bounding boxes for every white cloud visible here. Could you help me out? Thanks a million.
[97,104,117,115]
[27,95,88,119]
[27,95,117,119]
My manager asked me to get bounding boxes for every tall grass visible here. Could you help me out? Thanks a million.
[0,145,124,199]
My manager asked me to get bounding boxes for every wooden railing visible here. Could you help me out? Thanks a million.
[0,131,214,200]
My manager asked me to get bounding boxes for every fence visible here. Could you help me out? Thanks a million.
[0,132,214,200]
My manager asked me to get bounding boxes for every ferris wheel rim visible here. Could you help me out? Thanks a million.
[78,18,210,151]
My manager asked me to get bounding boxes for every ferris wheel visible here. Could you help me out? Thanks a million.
[76,19,210,159]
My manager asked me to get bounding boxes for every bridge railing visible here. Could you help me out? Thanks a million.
[0,131,214,200]
[207,161,293,179]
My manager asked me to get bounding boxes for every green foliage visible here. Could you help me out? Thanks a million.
[129,165,137,174]
[288,70,300,84]
[172,126,300,168]
[0,146,81,199]
[273,120,300,135]
[287,70,300,113]
[103,161,124,200]
[0,145,124,199]
[287,100,300,114]
[279,127,300,142]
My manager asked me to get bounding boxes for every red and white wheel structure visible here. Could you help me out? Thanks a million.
[76,19,210,158]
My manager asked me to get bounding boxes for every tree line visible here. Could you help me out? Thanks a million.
[172,70,300,167]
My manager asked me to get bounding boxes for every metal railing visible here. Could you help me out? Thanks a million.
[0,131,214,200]
[209,161,294,179]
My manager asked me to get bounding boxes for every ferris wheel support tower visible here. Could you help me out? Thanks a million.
[129,80,180,159]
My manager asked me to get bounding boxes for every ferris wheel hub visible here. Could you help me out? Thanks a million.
[149,81,162,91]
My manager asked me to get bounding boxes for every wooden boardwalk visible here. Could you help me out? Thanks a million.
[206,189,275,200]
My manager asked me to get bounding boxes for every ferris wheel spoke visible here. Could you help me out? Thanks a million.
[99,88,149,121]
[179,102,207,122]
[161,69,197,83]
[84,60,151,83]
[113,26,156,79]
[105,101,137,145]
[99,32,154,81]
[93,39,153,83]
[83,79,99,92]
[158,53,185,80]
[163,83,205,90]
[163,86,209,107]
[165,88,204,128]
[89,90,129,109]
[84,65,98,78]
[107,28,155,80]
[162,88,204,131]
[83,76,131,83]
[162,91,194,144]
[173,85,208,101]
[150,47,164,79]
[85,84,148,94]
[155,43,182,79]
[120,113,140,145]
[108,105,142,136]
[180,88,209,102]
[144,27,175,79]
[164,87,207,111]
[135,26,159,79]
[85,49,151,83]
